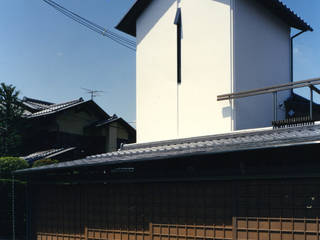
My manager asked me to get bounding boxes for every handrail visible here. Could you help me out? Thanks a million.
[217,77,320,101]
[217,77,320,122]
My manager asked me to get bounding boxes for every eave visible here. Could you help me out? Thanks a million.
[116,0,313,37]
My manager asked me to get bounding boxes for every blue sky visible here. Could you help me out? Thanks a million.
[0,0,319,127]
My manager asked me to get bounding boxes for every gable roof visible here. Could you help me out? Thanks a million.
[23,97,111,120]
[116,0,313,37]
[22,147,76,164]
[22,97,55,113]
[94,114,136,134]
[15,123,320,175]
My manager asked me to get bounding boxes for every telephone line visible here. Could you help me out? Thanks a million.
[42,0,136,51]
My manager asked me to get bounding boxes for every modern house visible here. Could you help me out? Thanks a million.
[15,1,319,240]
[21,97,136,163]
[117,0,312,143]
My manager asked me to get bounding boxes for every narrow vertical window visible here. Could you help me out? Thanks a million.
[174,8,182,84]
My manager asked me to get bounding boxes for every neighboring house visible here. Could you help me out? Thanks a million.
[15,2,320,240]
[21,97,136,163]
[284,93,320,120]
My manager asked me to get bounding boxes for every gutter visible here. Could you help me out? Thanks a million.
[290,30,308,94]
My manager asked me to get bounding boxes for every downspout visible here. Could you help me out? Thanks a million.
[290,30,307,94]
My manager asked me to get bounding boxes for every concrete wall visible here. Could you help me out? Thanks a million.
[136,0,233,143]
[233,0,291,130]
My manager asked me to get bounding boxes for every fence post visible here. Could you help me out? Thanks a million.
[149,223,153,240]
[12,175,15,240]
[85,226,88,240]
[232,217,237,240]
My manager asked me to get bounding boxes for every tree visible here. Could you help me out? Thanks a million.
[0,83,25,156]
[0,157,28,178]
[32,158,59,168]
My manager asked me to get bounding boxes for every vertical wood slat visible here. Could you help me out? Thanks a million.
[84,227,88,240]
[232,217,237,240]
[317,217,319,240]
[149,223,153,240]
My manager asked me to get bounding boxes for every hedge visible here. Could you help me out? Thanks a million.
[0,157,29,178]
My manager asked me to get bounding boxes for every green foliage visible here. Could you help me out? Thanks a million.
[32,158,59,168]
[0,83,26,156]
[0,157,28,178]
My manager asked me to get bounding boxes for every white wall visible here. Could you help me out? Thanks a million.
[233,0,291,130]
[136,0,291,143]
[178,0,232,139]
[136,0,178,143]
[136,0,233,143]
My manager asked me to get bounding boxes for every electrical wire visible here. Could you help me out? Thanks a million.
[42,0,136,51]
[43,0,136,50]
[43,0,136,49]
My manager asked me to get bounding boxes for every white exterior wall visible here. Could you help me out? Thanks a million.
[136,0,233,143]
[136,0,178,143]
[233,0,291,130]
[178,0,232,139]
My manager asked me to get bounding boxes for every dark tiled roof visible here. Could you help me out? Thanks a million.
[22,147,76,163]
[15,123,320,175]
[95,114,120,127]
[93,114,136,134]
[26,98,84,118]
[22,97,55,112]
[116,0,312,37]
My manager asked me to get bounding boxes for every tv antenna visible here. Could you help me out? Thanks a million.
[82,88,104,100]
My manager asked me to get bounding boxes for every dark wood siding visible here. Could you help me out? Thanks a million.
[32,179,320,240]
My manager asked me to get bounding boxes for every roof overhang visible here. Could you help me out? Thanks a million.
[116,0,313,37]
[14,124,320,176]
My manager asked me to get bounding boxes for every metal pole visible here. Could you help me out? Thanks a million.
[310,86,313,120]
[273,92,278,121]
[12,175,15,240]
[26,183,29,240]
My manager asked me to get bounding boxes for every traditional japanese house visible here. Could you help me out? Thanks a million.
[15,1,319,240]
[21,97,136,163]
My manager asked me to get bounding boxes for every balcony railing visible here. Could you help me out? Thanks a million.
[217,77,320,122]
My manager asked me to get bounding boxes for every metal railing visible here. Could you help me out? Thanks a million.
[217,77,320,121]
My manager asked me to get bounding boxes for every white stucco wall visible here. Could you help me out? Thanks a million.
[178,0,232,139]
[136,0,178,143]
[136,0,233,143]
[233,0,291,130]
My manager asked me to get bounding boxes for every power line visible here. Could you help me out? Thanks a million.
[42,0,136,50]
[43,0,136,49]
[42,0,136,51]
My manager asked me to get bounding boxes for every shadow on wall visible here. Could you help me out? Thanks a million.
[137,0,175,45]
[137,0,231,44]
[213,0,231,5]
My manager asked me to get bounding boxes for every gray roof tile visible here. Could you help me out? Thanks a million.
[15,123,320,175]
[22,147,76,163]
[26,98,84,118]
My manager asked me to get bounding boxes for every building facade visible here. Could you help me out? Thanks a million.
[117,0,312,143]
[14,1,317,240]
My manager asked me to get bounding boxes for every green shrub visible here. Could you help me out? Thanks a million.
[0,157,28,178]
[32,158,58,168]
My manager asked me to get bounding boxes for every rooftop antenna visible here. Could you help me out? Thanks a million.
[81,88,104,100]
